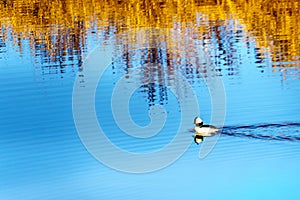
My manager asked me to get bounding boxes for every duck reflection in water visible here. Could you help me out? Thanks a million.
[193,117,219,145]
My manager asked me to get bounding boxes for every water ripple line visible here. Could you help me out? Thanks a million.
[220,122,300,142]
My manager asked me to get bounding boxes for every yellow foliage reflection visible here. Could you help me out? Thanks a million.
[0,0,299,69]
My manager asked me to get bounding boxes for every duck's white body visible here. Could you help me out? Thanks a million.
[194,126,219,136]
[193,117,219,138]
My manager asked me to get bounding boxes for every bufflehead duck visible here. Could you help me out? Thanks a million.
[193,117,219,139]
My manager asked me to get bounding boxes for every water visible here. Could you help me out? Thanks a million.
[1,0,300,199]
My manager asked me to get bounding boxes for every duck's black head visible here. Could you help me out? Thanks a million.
[195,122,203,127]
[194,117,203,127]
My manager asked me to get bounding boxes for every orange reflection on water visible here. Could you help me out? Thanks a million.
[0,0,299,71]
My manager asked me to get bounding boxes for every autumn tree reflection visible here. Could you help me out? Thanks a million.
[0,0,299,80]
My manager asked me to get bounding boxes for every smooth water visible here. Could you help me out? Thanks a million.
[1,0,300,199]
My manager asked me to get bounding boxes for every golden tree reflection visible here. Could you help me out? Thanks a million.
[224,0,300,68]
[0,0,299,75]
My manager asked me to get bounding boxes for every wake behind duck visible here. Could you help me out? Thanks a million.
[192,118,300,144]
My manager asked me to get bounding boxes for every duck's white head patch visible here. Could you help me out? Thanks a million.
[194,117,203,124]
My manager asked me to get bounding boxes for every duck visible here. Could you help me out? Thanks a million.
[193,117,219,144]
